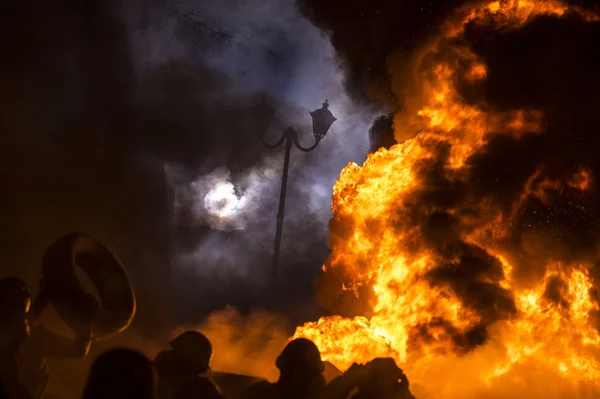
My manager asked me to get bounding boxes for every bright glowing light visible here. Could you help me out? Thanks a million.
[171,165,276,232]
[204,181,241,219]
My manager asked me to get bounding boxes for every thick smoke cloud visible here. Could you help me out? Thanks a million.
[297,0,600,136]
[368,114,396,152]
[129,0,379,323]
[295,0,468,105]
[457,11,600,283]
[0,0,378,337]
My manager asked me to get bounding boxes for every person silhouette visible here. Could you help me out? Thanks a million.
[242,338,326,399]
[0,308,33,399]
[0,278,32,316]
[0,276,98,399]
[153,331,214,399]
[82,348,155,399]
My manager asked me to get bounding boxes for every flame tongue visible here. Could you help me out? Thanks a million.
[294,1,600,397]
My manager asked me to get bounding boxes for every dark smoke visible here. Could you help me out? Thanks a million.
[0,0,377,342]
[397,144,518,351]
[295,0,467,105]
[459,12,600,282]
[368,114,396,152]
[133,0,377,323]
[297,0,600,143]
[297,0,600,97]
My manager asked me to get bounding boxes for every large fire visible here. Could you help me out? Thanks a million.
[294,1,600,397]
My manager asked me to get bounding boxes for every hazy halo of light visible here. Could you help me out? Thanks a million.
[204,181,241,219]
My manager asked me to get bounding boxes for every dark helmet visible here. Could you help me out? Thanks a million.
[169,331,212,370]
[276,338,324,376]
[0,277,31,312]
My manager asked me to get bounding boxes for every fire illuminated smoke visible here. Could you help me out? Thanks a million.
[293,1,600,398]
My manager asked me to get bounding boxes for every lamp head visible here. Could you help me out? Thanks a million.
[310,100,337,141]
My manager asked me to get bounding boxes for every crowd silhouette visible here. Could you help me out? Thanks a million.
[0,276,416,399]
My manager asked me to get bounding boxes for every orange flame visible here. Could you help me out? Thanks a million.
[294,1,600,397]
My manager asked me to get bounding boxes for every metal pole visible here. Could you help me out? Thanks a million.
[270,129,294,282]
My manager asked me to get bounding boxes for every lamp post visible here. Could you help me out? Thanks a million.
[252,97,337,282]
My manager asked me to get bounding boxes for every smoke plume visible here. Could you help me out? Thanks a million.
[130,0,379,318]
[0,0,379,336]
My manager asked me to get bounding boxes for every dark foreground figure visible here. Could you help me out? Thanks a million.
[0,308,32,399]
[82,348,155,399]
[1,277,416,399]
[153,330,222,399]
[242,338,327,399]
[242,338,415,399]
[0,277,96,399]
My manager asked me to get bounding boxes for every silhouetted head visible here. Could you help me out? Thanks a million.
[83,348,155,399]
[0,277,31,313]
[0,308,30,354]
[169,330,212,372]
[276,338,324,379]
[174,376,223,399]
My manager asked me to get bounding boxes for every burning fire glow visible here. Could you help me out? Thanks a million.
[293,1,600,397]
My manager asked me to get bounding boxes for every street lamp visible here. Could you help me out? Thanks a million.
[252,97,337,282]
